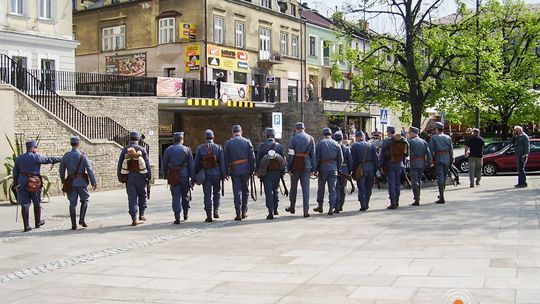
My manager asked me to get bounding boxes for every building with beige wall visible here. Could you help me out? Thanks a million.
[74,0,304,102]
[0,0,78,71]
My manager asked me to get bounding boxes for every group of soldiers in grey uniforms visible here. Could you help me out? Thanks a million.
[12,120,455,232]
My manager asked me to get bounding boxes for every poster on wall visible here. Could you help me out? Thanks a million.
[180,23,197,40]
[157,77,183,97]
[207,45,249,72]
[221,82,251,101]
[105,53,146,76]
[185,45,201,72]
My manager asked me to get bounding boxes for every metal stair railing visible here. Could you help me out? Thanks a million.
[0,54,150,152]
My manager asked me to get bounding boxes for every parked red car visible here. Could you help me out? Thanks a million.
[482,139,540,176]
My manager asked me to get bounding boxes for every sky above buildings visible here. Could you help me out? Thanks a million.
[306,0,540,33]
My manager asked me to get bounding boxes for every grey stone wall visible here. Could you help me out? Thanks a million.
[279,102,329,149]
[63,96,159,179]
[8,92,159,197]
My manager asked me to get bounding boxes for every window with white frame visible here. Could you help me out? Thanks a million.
[290,4,296,16]
[261,0,271,9]
[291,35,299,58]
[39,0,53,19]
[259,28,271,59]
[102,25,125,52]
[10,0,25,15]
[280,32,288,55]
[235,21,245,49]
[158,18,175,44]
[309,36,317,57]
[214,15,225,44]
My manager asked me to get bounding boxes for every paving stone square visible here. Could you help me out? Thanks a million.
[0,174,538,304]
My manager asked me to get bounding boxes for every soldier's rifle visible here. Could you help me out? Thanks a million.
[338,172,355,194]
[250,173,257,201]
[279,175,289,197]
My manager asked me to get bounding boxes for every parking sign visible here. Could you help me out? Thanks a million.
[272,112,283,139]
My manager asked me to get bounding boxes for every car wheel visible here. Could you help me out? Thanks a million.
[458,160,469,173]
[483,163,498,176]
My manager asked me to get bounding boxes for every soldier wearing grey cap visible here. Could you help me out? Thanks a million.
[60,136,97,230]
[163,132,194,224]
[117,131,151,226]
[314,127,343,215]
[407,127,431,206]
[13,140,62,232]
[333,131,353,212]
[285,122,316,217]
[256,128,285,217]
[224,125,256,221]
[351,131,378,211]
[195,129,226,222]
[429,122,453,204]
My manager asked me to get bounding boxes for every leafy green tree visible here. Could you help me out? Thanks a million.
[441,0,540,137]
[333,0,469,128]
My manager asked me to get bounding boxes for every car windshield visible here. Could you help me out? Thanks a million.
[483,141,510,154]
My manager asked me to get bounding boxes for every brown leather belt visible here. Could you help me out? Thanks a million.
[295,153,309,157]
[320,160,335,164]
[231,158,248,165]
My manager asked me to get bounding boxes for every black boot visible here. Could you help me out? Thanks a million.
[183,209,188,220]
[213,210,220,218]
[34,205,45,228]
[313,203,323,213]
[411,186,420,206]
[327,207,334,215]
[266,212,274,220]
[387,200,397,209]
[436,184,445,204]
[205,211,213,223]
[79,202,88,227]
[174,213,180,224]
[22,207,31,232]
[70,207,77,230]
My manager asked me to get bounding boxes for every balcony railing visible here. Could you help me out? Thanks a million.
[252,86,276,103]
[321,87,351,102]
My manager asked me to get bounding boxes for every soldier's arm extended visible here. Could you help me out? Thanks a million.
[84,155,97,188]
[287,136,295,171]
[425,142,433,168]
[223,141,231,176]
[37,154,62,165]
[13,159,20,188]
[314,142,321,173]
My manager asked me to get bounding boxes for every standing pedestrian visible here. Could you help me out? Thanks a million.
[285,122,316,217]
[379,126,409,209]
[195,129,225,222]
[59,136,97,230]
[511,126,530,188]
[351,131,378,211]
[117,131,151,226]
[224,125,255,221]
[162,132,194,224]
[13,140,62,232]
[407,127,431,206]
[314,128,343,215]
[333,131,352,211]
[257,128,285,216]
[464,128,485,187]
[429,122,453,204]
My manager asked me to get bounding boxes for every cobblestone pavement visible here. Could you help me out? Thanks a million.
[0,174,538,304]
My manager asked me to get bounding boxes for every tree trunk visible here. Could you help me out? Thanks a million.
[411,100,423,129]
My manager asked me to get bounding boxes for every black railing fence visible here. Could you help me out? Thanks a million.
[183,79,216,99]
[0,54,149,152]
[252,86,276,103]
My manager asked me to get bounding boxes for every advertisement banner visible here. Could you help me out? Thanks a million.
[185,45,201,72]
[157,77,183,97]
[105,53,146,76]
[221,82,251,101]
[207,45,249,72]
[180,23,197,40]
